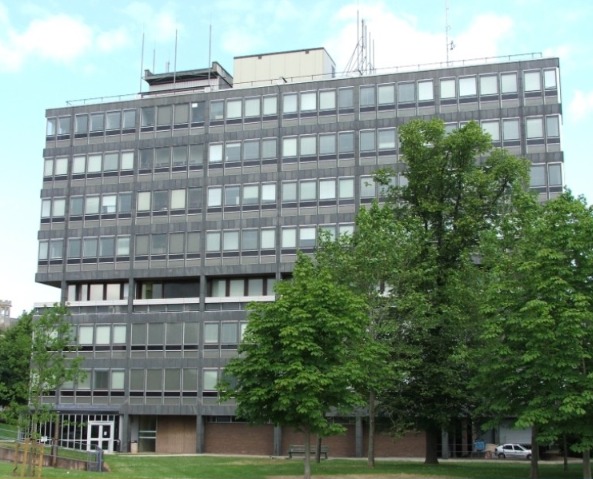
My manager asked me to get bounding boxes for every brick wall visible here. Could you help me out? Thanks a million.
[204,422,274,455]
[156,416,197,454]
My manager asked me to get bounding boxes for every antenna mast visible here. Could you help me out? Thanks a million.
[344,11,375,76]
[445,0,455,65]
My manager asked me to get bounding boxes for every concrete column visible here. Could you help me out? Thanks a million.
[196,415,204,453]
[355,415,363,457]
[273,426,282,456]
[441,430,450,459]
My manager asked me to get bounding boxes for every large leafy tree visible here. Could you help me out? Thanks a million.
[475,192,593,479]
[0,311,33,414]
[380,119,531,464]
[219,253,368,479]
[316,202,417,467]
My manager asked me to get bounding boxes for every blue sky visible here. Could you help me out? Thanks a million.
[1,0,592,316]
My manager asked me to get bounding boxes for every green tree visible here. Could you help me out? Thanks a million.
[475,192,593,479]
[219,253,367,479]
[0,312,33,415]
[316,203,415,467]
[379,119,531,464]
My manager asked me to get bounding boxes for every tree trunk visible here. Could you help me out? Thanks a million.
[51,415,59,466]
[368,389,376,468]
[425,424,440,465]
[315,436,322,464]
[530,426,539,479]
[303,428,312,479]
[564,435,568,472]
[583,449,592,479]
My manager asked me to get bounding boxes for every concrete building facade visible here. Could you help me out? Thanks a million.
[36,48,563,455]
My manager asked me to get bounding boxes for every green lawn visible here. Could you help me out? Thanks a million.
[0,455,586,479]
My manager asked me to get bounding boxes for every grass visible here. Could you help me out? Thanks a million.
[0,455,586,479]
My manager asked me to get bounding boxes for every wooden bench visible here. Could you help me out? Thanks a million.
[288,444,329,459]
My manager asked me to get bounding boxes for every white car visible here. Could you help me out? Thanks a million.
[495,443,532,460]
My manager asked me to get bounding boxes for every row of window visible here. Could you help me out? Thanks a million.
[43,115,561,181]
[46,68,558,138]
[64,367,221,393]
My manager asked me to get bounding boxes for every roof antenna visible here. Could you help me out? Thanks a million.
[139,29,145,93]
[445,0,455,66]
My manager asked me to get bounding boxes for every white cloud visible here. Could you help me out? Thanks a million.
[97,28,131,53]
[0,8,132,72]
[569,90,593,121]
[123,2,182,43]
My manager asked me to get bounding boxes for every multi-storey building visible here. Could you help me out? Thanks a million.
[36,47,563,456]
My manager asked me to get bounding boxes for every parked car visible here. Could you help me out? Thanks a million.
[495,443,532,460]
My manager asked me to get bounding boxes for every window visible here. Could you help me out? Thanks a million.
[103,153,118,171]
[140,107,154,128]
[339,131,354,155]
[225,142,241,162]
[75,114,88,134]
[151,234,167,255]
[209,144,223,163]
[244,97,260,118]
[123,109,136,129]
[546,116,560,138]
[85,196,100,215]
[548,164,562,186]
[174,104,189,126]
[121,151,134,170]
[203,370,218,391]
[68,239,81,258]
[204,323,219,343]
[360,130,376,152]
[208,187,222,207]
[319,134,336,156]
[319,90,336,110]
[319,179,336,200]
[262,138,277,159]
[119,193,132,214]
[38,241,49,261]
[171,189,186,210]
[501,72,517,94]
[544,69,557,89]
[360,85,376,108]
[169,233,184,255]
[418,80,434,101]
[139,149,153,170]
[530,165,546,187]
[300,91,317,112]
[87,154,102,173]
[191,102,205,124]
[223,231,239,251]
[300,180,316,201]
[339,178,354,199]
[261,183,275,203]
[338,87,353,109]
[263,95,277,116]
[206,232,221,252]
[282,182,297,202]
[90,113,104,132]
[481,120,500,141]
[526,117,544,139]
[82,237,97,258]
[242,184,259,205]
[360,176,376,197]
[189,145,204,166]
[99,237,115,257]
[440,79,456,99]
[283,93,297,114]
[137,192,151,212]
[282,137,297,157]
[101,195,117,213]
[524,71,541,92]
[224,185,240,206]
[172,146,188,167]
[242,230,258,250]
[480,75,498,95]
[72,156,86,174]
[112,371,125,390]
[398,83,415,103]
[261,229,275,249]
[70,197,83,216]
[226,99,242,119]
[210,101,224,120]
[153,191,168,211]
[503,119,520,141]
[106,111,121,130]
[300,136,316,157]
[378,84,395,105]
[282,228,296,248]
[243,140,259,161]
[299,227,316,248]
[459,76,477,97]
[378,128,396,150]
[116,237,130,256]
[46,118,56,136]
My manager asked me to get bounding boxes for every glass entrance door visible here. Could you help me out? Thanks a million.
[87,421,114,453]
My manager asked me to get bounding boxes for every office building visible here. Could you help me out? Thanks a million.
[36,47,563,455]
